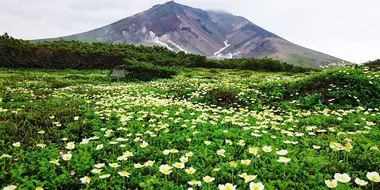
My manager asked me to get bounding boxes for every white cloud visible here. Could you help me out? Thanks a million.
[0,0,379,63]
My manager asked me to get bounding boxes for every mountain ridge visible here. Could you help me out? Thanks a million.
[35,1,344,68]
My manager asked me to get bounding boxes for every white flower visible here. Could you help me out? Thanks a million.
[134,163,144,168]
[276,150,288,155]
[118,170,130,177]
[49,159,60,166]
[173,162,185,169]
[159,164,173,175]
[180,156,188,163]
[237,140,245,146]
[238,173,248,178]
[366,171,380,182]
[203,176,215,183]
[91,168,102,174]
[241,159,251,165]
[117,155,128,161]
[12,142,21,147]
[277,157,291,163]
[163,149,170,155]
[325,179,338,188]
[262,146,272,153]
[354,178,368,186]
[144,160,155,167]
[218,183,236,190]
[334,173,351,183]
[217,149,226,157]
[109,163,120,168]
[170,149,179,153]
[244,175,257,183]
[370,146,379,151]
[99,174,111,179]
[312,145,321,150]
[61,153,72,161]
[96,144,103,150]
[37,144,47,148]
[187,180,201,186]
[80,139,90,144]
[65,142,75,150]
[249,147,259,155]
[185,167,196,174]
[249,182,264,190]
[140,141,149,148]
[94,163,105,168]
[80,176,91,184]
[3,185,17,190]
[185,152,194,157]
[123,151,134,157]
[1,154,12,159]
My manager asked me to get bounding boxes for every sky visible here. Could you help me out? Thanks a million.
[0,0,379,63]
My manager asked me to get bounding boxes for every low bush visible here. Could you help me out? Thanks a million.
[119,59,178,81]
[0,34,313,74]
[260,69,380,108]
[197,87,239,106]
[362,59,380,71]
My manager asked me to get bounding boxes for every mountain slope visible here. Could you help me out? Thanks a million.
[36,1,344,68]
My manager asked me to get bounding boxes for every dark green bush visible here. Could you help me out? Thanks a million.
[204,88,239,106]
[362,59,380,71]
[260,69,380,108]
[0,34,313,73]
[0,34,203,69]
[121,59,178,81]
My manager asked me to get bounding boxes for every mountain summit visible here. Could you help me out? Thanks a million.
[37,1,343,67]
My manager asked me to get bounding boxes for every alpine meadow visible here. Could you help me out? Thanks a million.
[1,1,380,190]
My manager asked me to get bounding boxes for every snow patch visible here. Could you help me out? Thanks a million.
[122,31,130,37]
[214,40,230,56]
[146,31,174,51]
[141,27,147,34]
[168,40,188,53]
[214,52,235,59]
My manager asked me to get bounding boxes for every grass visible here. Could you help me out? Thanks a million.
[0,67,379,189]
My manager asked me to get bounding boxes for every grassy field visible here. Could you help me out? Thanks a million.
[0,68,379,189]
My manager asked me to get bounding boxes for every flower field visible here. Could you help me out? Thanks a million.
[0,68,379,189]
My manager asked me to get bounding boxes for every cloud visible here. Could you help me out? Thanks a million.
[0,0,379,63]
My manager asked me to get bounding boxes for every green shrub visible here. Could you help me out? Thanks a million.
[0,34,315,72]
[121,59,178,81]
[362,59,380,71]
[260,69,380,108]
[205,88,239,106]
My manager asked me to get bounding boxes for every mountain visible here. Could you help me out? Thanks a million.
[36,1,344,68]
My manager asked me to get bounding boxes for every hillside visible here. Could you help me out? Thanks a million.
[35,1,344,68]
